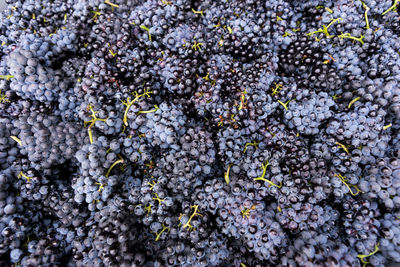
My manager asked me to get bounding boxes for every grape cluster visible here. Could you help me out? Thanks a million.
[0,0,400,266]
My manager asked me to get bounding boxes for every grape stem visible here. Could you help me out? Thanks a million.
[153,224,170,241]
[95,182,106,192]
[0,90,9,103]
[140,25,152,41]
[152,192,165,205]
[84,105,107,144]
[122,89,153,126]
[334,173,362,196]
[0,75,14,80]
[382,0,399,15]
[10,136,22,146]
[224,164,232,184]
[137,105,159,114]
[383,123,392,130]
[306,18,341,38]
[357,243,379,266]
[338,33,365,45]
[106,158,124,177]
[360,1,370,30]
[278,99,291,111]
[192,8,204,16]
[243,141,259,153]
[336,141,350,155]
[104,0,119,8]
[182,205,202,231]
[18,171,32,183]
[254,161,282,188]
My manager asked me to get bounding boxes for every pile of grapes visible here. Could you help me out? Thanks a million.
[0,0,399,266]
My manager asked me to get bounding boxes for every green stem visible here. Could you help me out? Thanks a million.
[109,49,117,57]
[253,161,282,188]
[140,25,152,41]
[104,0,119,8]
[336,142,350,155]
[382,0,399,15]
[10,136,22,145]
[95,182,106,192]
[0,90,9,103]
[383,123,392,130]
[361,1,370,29]
[334,174,362,196]
[123,101,134,126]
[348,96,361,108]
[243,141,259,153]
[152,192,164,205]
[182,205,202,231]
[191,8,204,16]
[84,105,107,144]
[357,243,379,266]
[278,99,291,111]
[154,224,170,241]
[122,89,153,126]
[106,158,124,177]
[0,75,14,80]
[338,33,365,45]
[137,105,159,114]
[18,171,32,183]
[224,164,232,184]
[306,18,341,38]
